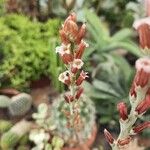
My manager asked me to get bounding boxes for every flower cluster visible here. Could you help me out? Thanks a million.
[104,2,150,150]
[56,13,88,129]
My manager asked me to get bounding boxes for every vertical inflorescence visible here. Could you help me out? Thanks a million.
[56,13,88,130]
[104,1,150,150]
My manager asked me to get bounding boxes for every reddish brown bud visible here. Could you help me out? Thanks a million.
[61,53,73,64]
[75,87,84,99]
[59,30,69,45]
[117,102,128,121]
[136,94,150,114]
[64,94,74,103]
[75,40,88,59]
[118,137,131,146]
[76,24,86,44]
[104,129,114,144]
[130,83,137,98]
[76,71,88,86]
[133,121,150,133]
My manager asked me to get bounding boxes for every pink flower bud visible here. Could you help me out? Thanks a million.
[117,102,128,121]
[134,57,150,87]
[76,71,88,86]
[104,129,114,144]
[76,23,86,44]
[64,94,74,103]
[118,137,131,146]
[59,30,69,45]
[75,40,89,59]
[75,87,84,99]
[133,18,150,50]
[133,121,150,133]
[136,94,150,114]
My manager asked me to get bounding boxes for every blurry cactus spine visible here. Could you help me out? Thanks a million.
[0,93,32,116]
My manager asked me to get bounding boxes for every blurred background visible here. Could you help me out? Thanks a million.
[0,0,150,150]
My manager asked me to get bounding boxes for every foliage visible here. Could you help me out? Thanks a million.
[84,54,134,126]
[0,14,64,91]
[83,9,141,61]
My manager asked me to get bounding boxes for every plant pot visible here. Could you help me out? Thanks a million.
[62,124,97,150]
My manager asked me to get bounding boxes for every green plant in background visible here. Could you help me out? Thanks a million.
[0,120,32,150]
[84,54,134,126]
[0,93,32,116]
[83,9,141,61]
[0,14,64,91]
[0,120,13,134]
[30,94,95,148]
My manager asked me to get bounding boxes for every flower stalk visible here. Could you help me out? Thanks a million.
[56,13,88,131]
[104,2,150,149]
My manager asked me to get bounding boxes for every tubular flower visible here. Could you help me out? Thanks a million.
[104,129,114,144]
[75,40,89,59]
[133,17,150,53]
[56,13,88,129]
[130,57,150,97]
[71,59,84,74]
[76,71,88,86]
[132,121,150,134]
[75,87,84,100]
[117,102,128,121]
[58,71,70,85]
[135,94,150,114]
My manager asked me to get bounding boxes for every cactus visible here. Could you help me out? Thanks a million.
[0,120,13,134]
[0,120,32,150]
[50,94,96,145]
[0,95,11,108]
[8,93,32,116]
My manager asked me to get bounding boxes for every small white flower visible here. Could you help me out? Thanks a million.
[133,17,150,29]
[72,59,84,69]
[55,44,70,55]
[58,71,70,83]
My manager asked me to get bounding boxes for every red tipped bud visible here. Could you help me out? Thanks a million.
[75,40,89,59]
[59,30,69,45]
[118,137,131,146]
[76,71,88,86]
[104,129,114,144]
[76,24,86,44]
[117,102,128,121]
[133,18,150,51]
[135,94,150,114]
[61,53,73,64]
[133,121,150,134]
[75,87,84,99]
[64,94,74,103]
[132,57,150,89]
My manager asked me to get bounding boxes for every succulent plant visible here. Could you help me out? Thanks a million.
[0,93,32,116]
[0,95,11,108]
[50,94,96,145]
[0,120,32,150]
[0,120,13,134]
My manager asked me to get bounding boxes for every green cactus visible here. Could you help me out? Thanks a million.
[1,131,20,149]
[0,95,11,108]
[51,94,96,144]
[0,120,32,150]
[0,120,13,134]
[8,93,32,116]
